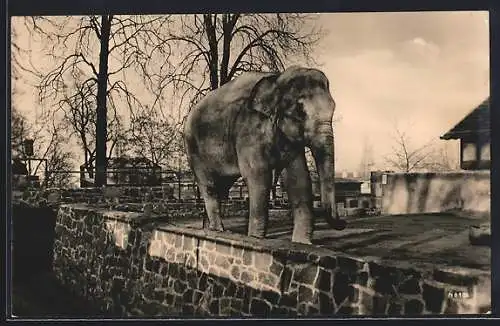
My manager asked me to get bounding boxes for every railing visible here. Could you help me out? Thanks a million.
[32,167,367,204]
[41,168,261,201]
[337,190,362,198]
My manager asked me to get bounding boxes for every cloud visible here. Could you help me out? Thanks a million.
[321,25,487,170]
[398,37,441,65]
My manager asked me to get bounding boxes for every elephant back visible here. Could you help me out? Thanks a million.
[202,72,277,108]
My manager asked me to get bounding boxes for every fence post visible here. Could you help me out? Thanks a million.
[80,166,85,188]
[178,175,181,202]
[43,159,48,187]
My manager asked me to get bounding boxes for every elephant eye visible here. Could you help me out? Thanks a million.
[293,101,307,120]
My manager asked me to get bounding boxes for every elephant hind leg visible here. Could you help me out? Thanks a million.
[244,170,272,239]
[214,175,239,219]
[198,183,225,231]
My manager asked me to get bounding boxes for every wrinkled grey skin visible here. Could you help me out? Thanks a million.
[183,66,340,244]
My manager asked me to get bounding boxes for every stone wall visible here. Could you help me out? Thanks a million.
[19,186,249,220]
[52,204,491,316]
[380,171,490,216]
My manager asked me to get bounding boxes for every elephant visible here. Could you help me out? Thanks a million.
[183,65,346,244]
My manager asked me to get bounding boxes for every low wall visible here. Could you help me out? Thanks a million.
[52,204,490,316]
[381,171,490,216]
[17,187,249,220]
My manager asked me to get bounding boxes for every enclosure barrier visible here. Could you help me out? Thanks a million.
[50,203,490,316]
[379,171,490,216]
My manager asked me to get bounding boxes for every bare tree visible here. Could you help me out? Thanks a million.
[11,107,31,158]
[127,106,182,168]
[385,124,436,173]
[22,15,174,186]
[59,77,126,177]
[19,14,325,186]
[161,14,324,114]
[37,119,75,188]
[424,143,460,172]
[11,107,74,187]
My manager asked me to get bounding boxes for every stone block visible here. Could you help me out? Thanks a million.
[199,256,210,272]
[242,250,253,266]
[280,266,293,293]
[183,236,196,251]
[250,298,271,316]
[183,288,194,303]
[317,268,333,292]
[220,297,232,316]
[261,289,281,305]
[404,299,425,315]
[399,277,422,295]
[230,265,241,280]
[224,282,237,297]
[433,268,479,287]
[269,259,284,277]
[231,246,244,258]
[279,293,298,309]
[372,275,397,296]
[173,279,187,295]
[174,234,183,249]
[422,281,446,313]
[318,291,335,315]
[292,263,319,287]
[182,304,195,316]
[333,271,357,305]
[258,272,279,290]
[215,255,231,271]
[215,242,231,255]
[336,303,360,315]
[358,288,389,315]
[209,299,220,315]
[387,301,403,315]
[241,270,255,283]
[298,285,318,304]
[254,252,273,270]
[213,282,225,297]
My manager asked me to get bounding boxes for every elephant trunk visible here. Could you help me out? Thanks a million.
[311,123,344,229]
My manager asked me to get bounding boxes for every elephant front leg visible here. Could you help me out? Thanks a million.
[246,171,272,239]
[283,153,315,244]
[199,184,225,231]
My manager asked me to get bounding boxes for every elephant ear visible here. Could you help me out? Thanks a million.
[249,74,280,120]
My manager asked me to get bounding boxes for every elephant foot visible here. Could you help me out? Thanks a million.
[291,238,312,245]
[249,233,266,240]
[208,225,225,232]
[203,220,225,232]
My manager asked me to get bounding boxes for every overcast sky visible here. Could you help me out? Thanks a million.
[12,11,489,173]
[313,11,489,171]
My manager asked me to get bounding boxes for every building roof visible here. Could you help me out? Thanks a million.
[335,178,363,184]
[80,156,161,169]
[440,97,490,140]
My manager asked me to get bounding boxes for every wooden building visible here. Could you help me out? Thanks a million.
[440,98,490,170]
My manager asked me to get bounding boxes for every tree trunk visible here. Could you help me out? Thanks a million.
[204,14,219,90]
[219,14,234,85]
[95,15,112,187]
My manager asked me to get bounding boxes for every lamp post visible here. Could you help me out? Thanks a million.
[23,138,34,175]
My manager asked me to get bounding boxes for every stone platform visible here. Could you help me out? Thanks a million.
[181,210,491,272]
